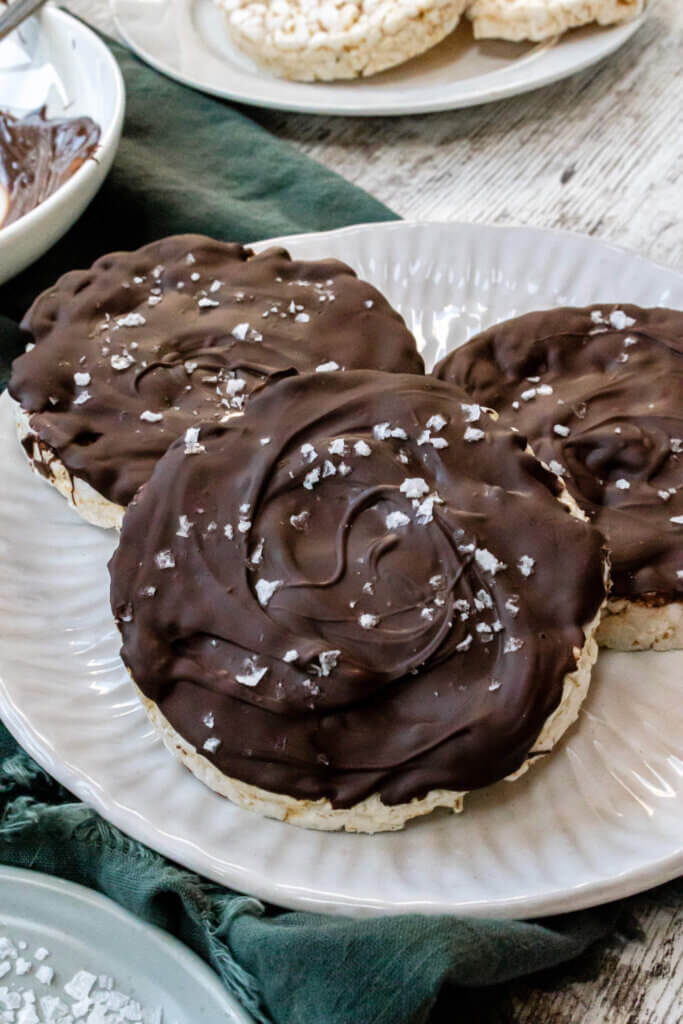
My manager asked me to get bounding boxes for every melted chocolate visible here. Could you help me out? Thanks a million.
[9,236,424,507]
[0,108,100,227]
[109,371,606,808]
[434,305,683,602]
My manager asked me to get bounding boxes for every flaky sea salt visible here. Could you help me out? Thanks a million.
[303,468,321,490]
[460,403,481,423]
[373,423,407,441]
[504,637,525,654]
[415,492,442,525]
[231,322,250,341]
[354,440,372,457]
[517,555,535,577]
[385,511,410,530]
[290,510,310,531]
[34,962,52,987]
[400,478,429,499]
[139,410,164,423]
[176,515,193,538]
[183,427,205,455]
[318,650,341,676]
[610,309,636,330]
[115,313,146,329]
[475,548,507,575]
[110,352,135,371]
[255,579,281,606]
[235,662,268,687]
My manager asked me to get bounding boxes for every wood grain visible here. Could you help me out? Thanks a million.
[62,1,683,1019]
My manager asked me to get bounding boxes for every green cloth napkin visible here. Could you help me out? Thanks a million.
[0,37,645,1024]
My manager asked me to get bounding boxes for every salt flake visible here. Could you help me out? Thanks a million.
[461,403,481,423]
[610,310,636,330]
[318,650,341,676]
[504,637,525,654]
[385,511,410,530]
[517,555,535,577]
[115,313,146,328]
[359,613,379,630]
[475,548,507,575]
[255,579,282,606]
[236,663,268,687]
[400,478,429,499]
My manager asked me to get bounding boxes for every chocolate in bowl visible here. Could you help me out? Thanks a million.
[0,107,100,229]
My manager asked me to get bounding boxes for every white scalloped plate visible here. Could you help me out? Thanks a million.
[1,222,682,919]
[111,0,645,116]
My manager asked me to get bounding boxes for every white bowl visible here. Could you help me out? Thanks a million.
[0,5,125,285]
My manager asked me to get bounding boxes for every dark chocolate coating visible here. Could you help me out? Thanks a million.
[0,108,100,227]
[434,305,683,602]
[9,235,423,507]
[109,371,606,808]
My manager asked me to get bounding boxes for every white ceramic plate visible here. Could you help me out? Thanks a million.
[0,7,125,285]
[0,866,252,1022]
[0,222,682,919]
[111,0,645,116]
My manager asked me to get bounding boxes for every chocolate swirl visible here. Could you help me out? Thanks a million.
[109,371,606,807]
[434,305,683,602]
[9,235,423,507]
[0,108,100,228]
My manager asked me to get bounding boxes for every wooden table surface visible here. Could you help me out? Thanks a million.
[66,1,683,1020]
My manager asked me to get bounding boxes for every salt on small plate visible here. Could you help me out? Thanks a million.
[0,867,250,1024]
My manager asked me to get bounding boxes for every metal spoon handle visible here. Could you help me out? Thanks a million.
[0,0,49,44]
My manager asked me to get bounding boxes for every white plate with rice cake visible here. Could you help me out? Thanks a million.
[0,221,681,917]
[112,0,646,116]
